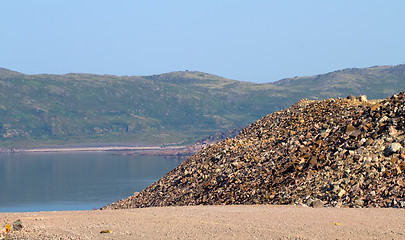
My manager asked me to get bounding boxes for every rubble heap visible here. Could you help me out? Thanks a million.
[104,93,405,209]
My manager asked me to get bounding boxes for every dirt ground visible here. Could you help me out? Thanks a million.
[0,205,404,240]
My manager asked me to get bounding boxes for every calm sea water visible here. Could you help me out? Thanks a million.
[0,152,183,212]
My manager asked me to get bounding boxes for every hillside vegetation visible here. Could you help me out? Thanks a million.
[0,64,405,148]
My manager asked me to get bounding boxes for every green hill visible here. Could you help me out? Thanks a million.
[0,64,404,148]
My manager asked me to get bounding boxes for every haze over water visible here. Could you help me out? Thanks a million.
[0,152,183,212]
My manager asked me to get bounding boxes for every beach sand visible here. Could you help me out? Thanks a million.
[1,205,404,239]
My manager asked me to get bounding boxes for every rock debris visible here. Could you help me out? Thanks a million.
[104,93,405,209]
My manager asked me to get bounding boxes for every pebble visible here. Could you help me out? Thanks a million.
[311,199,324,208]
[13,219,23,231]
[386,142,402,154]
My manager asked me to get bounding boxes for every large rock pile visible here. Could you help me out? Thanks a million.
[104,93,405,209]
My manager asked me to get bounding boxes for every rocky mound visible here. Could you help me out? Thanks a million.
[104,93,405,209]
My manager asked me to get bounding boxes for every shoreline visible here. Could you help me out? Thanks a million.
[2,142,211,156]
[1,145,187,154]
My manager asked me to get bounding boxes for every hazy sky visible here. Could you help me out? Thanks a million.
[1,1,404,83]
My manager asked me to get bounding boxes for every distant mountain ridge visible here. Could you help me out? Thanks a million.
[274,65,405,100]
[0,64,404,148]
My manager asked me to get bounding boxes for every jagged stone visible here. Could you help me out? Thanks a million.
[358,95,368,102]
[311,199,324,208]
[347,94,356,100]
[386,143,402,155]
[13,219,23,231]
[103,92,405,209]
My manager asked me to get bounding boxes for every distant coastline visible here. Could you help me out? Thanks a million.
[1,145,185,154]
[0,141,211,157]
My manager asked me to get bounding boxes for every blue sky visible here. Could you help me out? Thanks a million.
[1,0,404,83]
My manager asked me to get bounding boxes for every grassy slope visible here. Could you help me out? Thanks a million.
[273,65,405,100]
[0,65,404,148]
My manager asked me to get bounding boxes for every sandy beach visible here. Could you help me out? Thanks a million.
[1,205,404,239]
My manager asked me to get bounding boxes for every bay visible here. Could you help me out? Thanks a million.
[0,152,183,212]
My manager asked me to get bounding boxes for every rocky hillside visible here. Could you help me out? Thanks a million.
[104,93,405,209]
